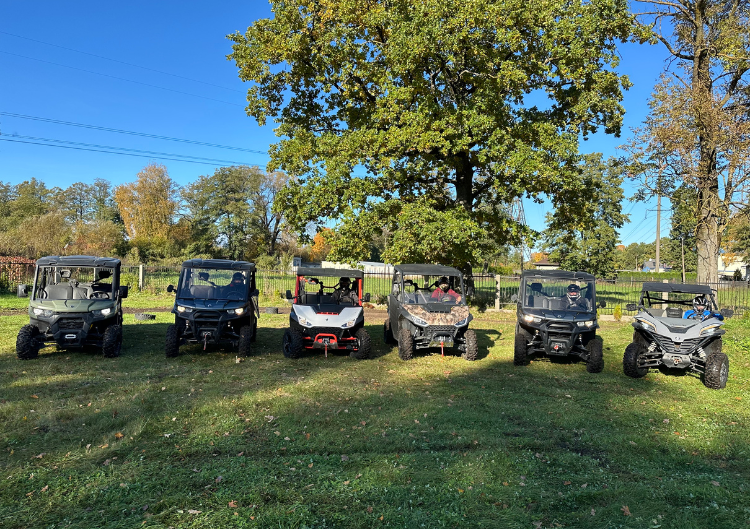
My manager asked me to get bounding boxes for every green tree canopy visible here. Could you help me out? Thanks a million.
[541,154,628,277]
[228,0,640,267]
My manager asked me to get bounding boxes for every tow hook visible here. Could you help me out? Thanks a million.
[203,332,211,350]
[440,338,445,358]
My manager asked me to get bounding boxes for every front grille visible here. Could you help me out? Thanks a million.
[193,311,221,327]
[547,322,574,333]
[426,325,456,334]
[58,318,84,330]
[309,327,344,340]
[655,336,702,355]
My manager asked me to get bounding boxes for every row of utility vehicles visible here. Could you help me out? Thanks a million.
[13,256,733,389]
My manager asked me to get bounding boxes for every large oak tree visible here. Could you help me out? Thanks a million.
[229,0,640,267]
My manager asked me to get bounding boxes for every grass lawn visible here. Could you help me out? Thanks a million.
[1,310,749,528]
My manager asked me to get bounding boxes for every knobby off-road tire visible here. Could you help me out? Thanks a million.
[513,324,531,366]
[282,329,304,359]
[165,324,180,358]
[703,338,728,389]
[238,325,254,357]
[461,329,478,361]
[16,324,40,360]
[350,327,371,360]
[585,335,604,373]
[102,325,122,358]
[398,327,414,361]
[383,318,395,345]
[623,342,648,378]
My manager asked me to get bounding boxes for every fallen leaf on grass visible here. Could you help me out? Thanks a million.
[308,463,314,468]
[341,455,349,461]
[228,501,237,508]
[33,453,46,459]
[367,506,373,513]
[103,459,111,466]
[41,485,48,492]
[621,505,631,516]
[563,481,572,485]
[115,432,124,440]
[215,476,223,483]
[99,444,109,449]
[188,509,202,514]
[344,480,350,485]
[711,481,720,487]
[31,395,39,399]
[502,482,509,486]
[663,419,669,424]
[581,483,588,488]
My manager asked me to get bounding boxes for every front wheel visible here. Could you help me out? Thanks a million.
[282,329,304,359]
[351,327,371,360]
[398,327,414,361]
[102,325,122,358]
[16,324,40,360]
[238,324,254,357]
[461,329,478,361]
[165,324,180,358]
[703,350,728,390]
[623,342,648,378]
[513,324,530,366]
[585,335,604,373]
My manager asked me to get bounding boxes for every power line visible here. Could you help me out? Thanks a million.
[0,136,259,166]
[0,112,269,155]
[0,30,245,94]
[0,50,244,107]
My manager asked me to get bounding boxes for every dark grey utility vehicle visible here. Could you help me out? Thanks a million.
[385,264,477,361]
[165,259,259,357]
[513,270,604,372]
[16,255,127,359]
[624,282,732,389]
[282,267,371,359]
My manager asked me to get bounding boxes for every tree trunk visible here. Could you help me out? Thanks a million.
[695,209,719,284]
[454,152,473,212]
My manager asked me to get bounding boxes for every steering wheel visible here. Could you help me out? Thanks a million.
[90,291,109,299]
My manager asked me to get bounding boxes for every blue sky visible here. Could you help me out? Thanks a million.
[0,1,671,247]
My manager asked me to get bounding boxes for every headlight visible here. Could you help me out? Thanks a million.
[33,308,54,317]
[228,308,244,315]
[700,324,721,335]
[635,318,655,330]
[523,314,542,323]
[177,305,193,313]
[577,320,595,328]
[455,317,469,327]
[94,308,112,317]
[298,316,310,326]
[411,316,428,326]
[342,319,356,328]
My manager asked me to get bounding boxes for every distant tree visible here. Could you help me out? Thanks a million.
[542,155,628,277]
[229,0,641,266]
[308,230,333,263]
[114,164,179,261]
[67,220,128,257]
[0,212,71,259]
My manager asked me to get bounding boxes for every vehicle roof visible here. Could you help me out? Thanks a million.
[641,282,713,295]
[180,259,256,271]
[297,267,364,279]
[394,264,462,276]
[36,255,121,268]
[521,269,595,281]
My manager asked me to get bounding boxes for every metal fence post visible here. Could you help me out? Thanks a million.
[139,264,144,291]
[495,274,501,310]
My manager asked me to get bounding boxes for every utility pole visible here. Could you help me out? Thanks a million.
[681,237,686,283]
[655,194,661,274]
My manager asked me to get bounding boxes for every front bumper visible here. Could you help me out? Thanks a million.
[31,313,115,347]
[522,320,592,356]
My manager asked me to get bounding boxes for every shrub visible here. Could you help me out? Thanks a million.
[613,304,622,322]
[374,294,388,305]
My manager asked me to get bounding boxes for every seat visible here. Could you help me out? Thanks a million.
[190,285,215,298]
[45,284,73,300]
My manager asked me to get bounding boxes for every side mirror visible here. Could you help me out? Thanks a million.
[17,284,28,298]
[167,284,175,293]
[511,294,518,303]
[721,308,734,319]
[364,293,371,303]
[626,303,637,311]
[598,300,607,308]
[119,285,129,299]
[285,290,293,300]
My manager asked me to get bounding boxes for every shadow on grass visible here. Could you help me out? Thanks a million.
[1,318,749,528]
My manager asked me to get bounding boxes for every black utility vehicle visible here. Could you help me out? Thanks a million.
[283,267,371,359]
[165,259,258,357]
[624,282,732,389]
[16,255,127,359]
[512,270,604,372]
[385,264,477,361]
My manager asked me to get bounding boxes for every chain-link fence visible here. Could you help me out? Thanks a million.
[3,262,750,316]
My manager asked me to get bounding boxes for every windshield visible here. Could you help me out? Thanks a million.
[521,278,594,312]
[641,289,716,316]
[34,266,114,301]
[177,268,249,301]
[398,274,465,305]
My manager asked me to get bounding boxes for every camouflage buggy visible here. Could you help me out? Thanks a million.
[16,255,128,359]
[385,264,477,361]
